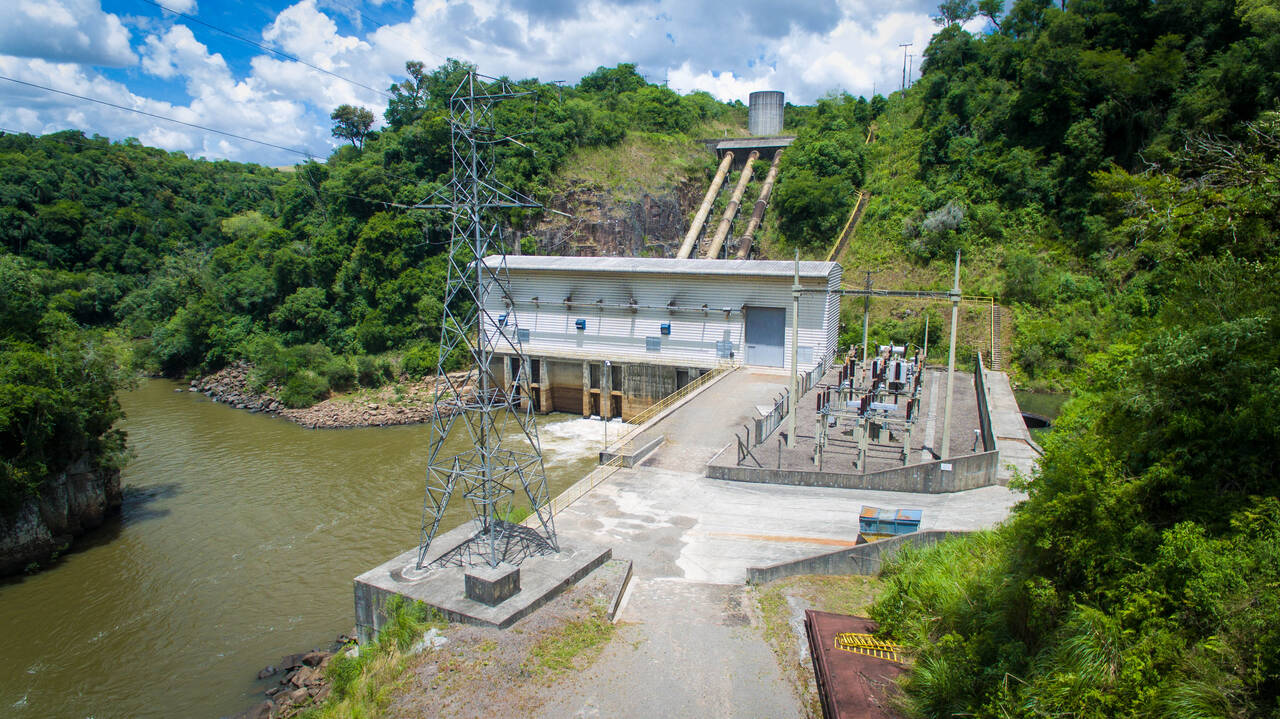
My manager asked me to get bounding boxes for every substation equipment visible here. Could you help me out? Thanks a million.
[812,344,926,470]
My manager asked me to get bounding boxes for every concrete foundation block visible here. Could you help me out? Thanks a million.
[465,564,521,606]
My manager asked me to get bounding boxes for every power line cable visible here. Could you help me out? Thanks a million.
[139,0,393,100]
[0,125,423,211]
[318,0,451,64]
[0,74,325,160]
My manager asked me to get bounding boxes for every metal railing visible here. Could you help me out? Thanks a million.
[604,362,737,456]
[752,390,789,448]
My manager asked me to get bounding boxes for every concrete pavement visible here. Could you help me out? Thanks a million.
[541,367,1024,717]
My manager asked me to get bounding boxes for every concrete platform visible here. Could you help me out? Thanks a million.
[745,366,984,475]
[555,464,1019,585]
[353,523,611,639]
[983,369,1043,482]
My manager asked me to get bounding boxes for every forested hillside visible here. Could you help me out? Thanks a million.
[853,1,1280,716]
[4,3,1279,705]
[0,61,745,510]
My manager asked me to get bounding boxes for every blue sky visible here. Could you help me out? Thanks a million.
[0,0,949,165]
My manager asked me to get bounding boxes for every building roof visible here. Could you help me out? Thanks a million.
[482,255,839,280]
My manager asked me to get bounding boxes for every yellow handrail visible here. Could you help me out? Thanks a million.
[825,191,868,263]
[605,363,735,454]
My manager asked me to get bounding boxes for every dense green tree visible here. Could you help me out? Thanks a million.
[330,104,376,150]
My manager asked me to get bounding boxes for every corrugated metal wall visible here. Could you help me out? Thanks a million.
[483,265,843,373]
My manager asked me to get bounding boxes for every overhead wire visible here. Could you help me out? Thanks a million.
[138,0,393,100]
[0,75,324,160]
[0,126,425,213]
[318,0,452,64]
[4,4,555,216]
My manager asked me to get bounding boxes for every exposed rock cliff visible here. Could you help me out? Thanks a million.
[0,456,121,575]
[521,178,704,257]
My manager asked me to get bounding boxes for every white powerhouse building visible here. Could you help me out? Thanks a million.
[481,256,842,420]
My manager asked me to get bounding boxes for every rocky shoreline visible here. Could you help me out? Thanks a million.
[191,362,472,430]
[232,638,347,719]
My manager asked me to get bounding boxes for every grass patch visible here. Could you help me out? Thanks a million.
[521,598,616,680]
[555,131,714,203]
[299,596,447,719]
[755,575,883,719]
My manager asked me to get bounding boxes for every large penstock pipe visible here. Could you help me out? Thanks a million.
[676,151,734,259]
[704,150,759,259]
[735,149,783,259]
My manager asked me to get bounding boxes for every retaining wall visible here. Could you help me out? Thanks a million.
[746,530,969,584]
[707,448,1000,493]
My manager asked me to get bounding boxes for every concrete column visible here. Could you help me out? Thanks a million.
[787,250,800,448]
[601,360,613,420]
[941,251,961,459]
[861,271,872,364]
[582,361,591,418]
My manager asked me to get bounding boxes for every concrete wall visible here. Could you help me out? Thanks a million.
[707,449,1001,493]
[975,353,995,452]
[746,530,969,584]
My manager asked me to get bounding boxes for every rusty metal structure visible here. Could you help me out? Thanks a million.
[413,71,557,570]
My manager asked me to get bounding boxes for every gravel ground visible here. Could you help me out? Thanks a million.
[387,560,630,719]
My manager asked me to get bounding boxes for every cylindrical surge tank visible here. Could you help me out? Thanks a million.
[748,90,784,136]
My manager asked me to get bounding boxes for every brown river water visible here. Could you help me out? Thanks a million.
[0,379,604,718]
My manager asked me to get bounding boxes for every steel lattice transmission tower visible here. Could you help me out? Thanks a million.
[413,71,557,570]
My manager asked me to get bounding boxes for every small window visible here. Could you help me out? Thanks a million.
[716,340,733,359]
[798,346,814,366]
[516,328,530,343]
[645,336,661,352]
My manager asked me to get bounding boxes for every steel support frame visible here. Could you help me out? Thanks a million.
[413,71,557,571]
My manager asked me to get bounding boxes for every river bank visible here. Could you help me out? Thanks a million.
[0,380,602,718]
[193,362,476,429]
[0,455,121,576]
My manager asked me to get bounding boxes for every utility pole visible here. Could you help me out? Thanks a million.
[923,313,930,361]
[940,251,961,459]
[787,250,801,448]
[907,54,914,88]
[861,271,872,363]
[898,42,913,91]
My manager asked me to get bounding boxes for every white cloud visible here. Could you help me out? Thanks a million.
[0,0,949,164]
[0,0,136,67]
[166,0,199,13]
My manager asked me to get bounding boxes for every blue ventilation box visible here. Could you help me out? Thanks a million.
[574,318,586,330]
[497,313,508,327]
[659,322,671,335]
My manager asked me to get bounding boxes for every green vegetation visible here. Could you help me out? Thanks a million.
[301,596,447,719]
[521,598,615,679]
[0,255,131,510]
[0,61,742,508]
[756,575,882,718]
[860,4,1280,713]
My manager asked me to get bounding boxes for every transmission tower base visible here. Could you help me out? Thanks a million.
[354,522,611,640]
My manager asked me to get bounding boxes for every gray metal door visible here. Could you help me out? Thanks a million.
[745,306,785,367]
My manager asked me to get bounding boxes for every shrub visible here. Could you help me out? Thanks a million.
[356,354,393,388]
[400,344,439,378]
[281,370,329,408]
[321,357,356,392]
